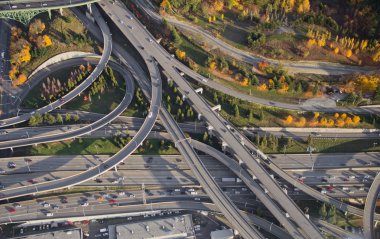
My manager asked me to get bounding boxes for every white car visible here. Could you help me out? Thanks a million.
[148,112,153,118]
[81,202,89,207]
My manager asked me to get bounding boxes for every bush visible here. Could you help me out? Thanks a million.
[247,31,266,48]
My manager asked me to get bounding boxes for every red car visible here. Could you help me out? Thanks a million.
[328,186,334,191]
[8,208,16,213]
[27,179,37,184]
[108,199,117,204]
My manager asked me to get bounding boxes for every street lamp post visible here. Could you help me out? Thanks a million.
[307,145,316,171]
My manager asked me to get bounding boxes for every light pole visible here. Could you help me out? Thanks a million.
[24,158,31,173]
[307,146,316,171]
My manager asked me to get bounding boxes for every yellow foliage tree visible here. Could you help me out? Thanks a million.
[372,50,380,62]
[335,119,345,127]
[314,112,320,118]
[306,39,316,48]
[8,65,18,81]
[345,117,353,125]
[341,113,347,120]
[209,61,217,70]
[285,115,293,124]
[220,14,224,20]
[302,0,310,12]
[277,82,289,93]
[160,0,171,12]
[286,0,295,12]
[241,77,249,86]
[257,83,268,91]
[213,1,224,12]
[334,113,340,118]
[175,49,186,60]
[353,115,360,124]
[43,35,52,47]
[353,74,380,94]
[208,16,212,23]
[18,45,31,64]
[334,47,340,54]
[28,19,45,38]
[317,38,326,47]
[268,79,274,90]
[213,16,216,22]
[296,117,306,127]
[346,49,353,58]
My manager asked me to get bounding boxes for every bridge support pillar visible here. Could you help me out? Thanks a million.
[222,141,228,151]
[59,8,64,16]
[207,125,213,137]
[197,113,202,121]
[86,4,95,23]
[10,147,13,152]
[182,95,186,101]
[114,166,118,172]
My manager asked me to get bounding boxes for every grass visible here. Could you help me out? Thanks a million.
[63,72,126,114]
[178,35,209,66]
[260,138,380,154]
[22,66,80,108]
[20,9,100,77]
[14,138,179,156]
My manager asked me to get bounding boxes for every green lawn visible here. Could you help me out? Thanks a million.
[21,9,100,77]
[16,138,179,156]
[260,138,380,154]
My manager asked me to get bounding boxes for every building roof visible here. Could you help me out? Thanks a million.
[115,214,195,239]
[210,229,234,239]
[11,228,82,239]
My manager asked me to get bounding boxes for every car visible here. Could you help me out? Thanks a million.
[8,208,16,213]
[81,202,89,207]
[95,178,103,183]
[42,3,47,6]
[109,199,117,204]
[311,132,321,136]
[129,193,135,198]
[96,196,104,201]
[128,15,133,20]
[28,179,37,184]
[128,25,134,29]
[24,158,32,163]
[0,170,5,174]
[11,5,17,9]
[111,194,118,199]
[148,112,153,118]
[61,198,68,204]
[127,217,132,220]
[0,130,8,135]
[148,38,153,43]
[14,203,21,208]
[321,178,328,182]
[118,191,125,196]
[8,162,16,168]
[140,46,145,50]
[43,203,50,208]
[194,198,201,201]
[52,205,59,210]
[119,19,124,24]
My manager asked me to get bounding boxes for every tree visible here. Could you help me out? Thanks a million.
[65,113,71,122]
[28,116,38,126]
[56,114,63,124]
[346,49,353,58]
[247,31,266,48]
[234,104,240,117]
[28,19,45,37]
[353,115,360,124]
[307,134,313,146]
[319,203,327,219]
[203,131,209,142]
[285,115,293,124]
[259,109,264,121]
[327,206,337,224]
[46,114,56,125]
[73,114,80,122]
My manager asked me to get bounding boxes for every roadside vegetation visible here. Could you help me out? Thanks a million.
[15,138,179,156]
[8,9,99,82]
[157,0,380,66]
[189,77,378,129]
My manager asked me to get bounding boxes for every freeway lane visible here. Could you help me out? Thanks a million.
[0,4,162,201]
[0,59,136,149]
[0,4,112,127]
[363,172,380,239]
[0,0,99,12]
[134,0,380,114]
[102,3,324,238]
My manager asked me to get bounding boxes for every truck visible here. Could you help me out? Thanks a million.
[222,178,236,182]
[99,228,108,233]
[45,213,53,217]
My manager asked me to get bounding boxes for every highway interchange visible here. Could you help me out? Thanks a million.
[0,0,378,239]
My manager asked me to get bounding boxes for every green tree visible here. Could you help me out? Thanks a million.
[319,203,327,219]
[249,109,253,122]
[327,206,337,224]
[46,114,56,125]
[28,116,38,127]
[252,75,259,86]
[56,113,63,124]
[65,113,71,122]
[258,109,264,121]
[203,131,209,142]
[234,104,240,117]
[73,114,80,122]
[307,134,313,146]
